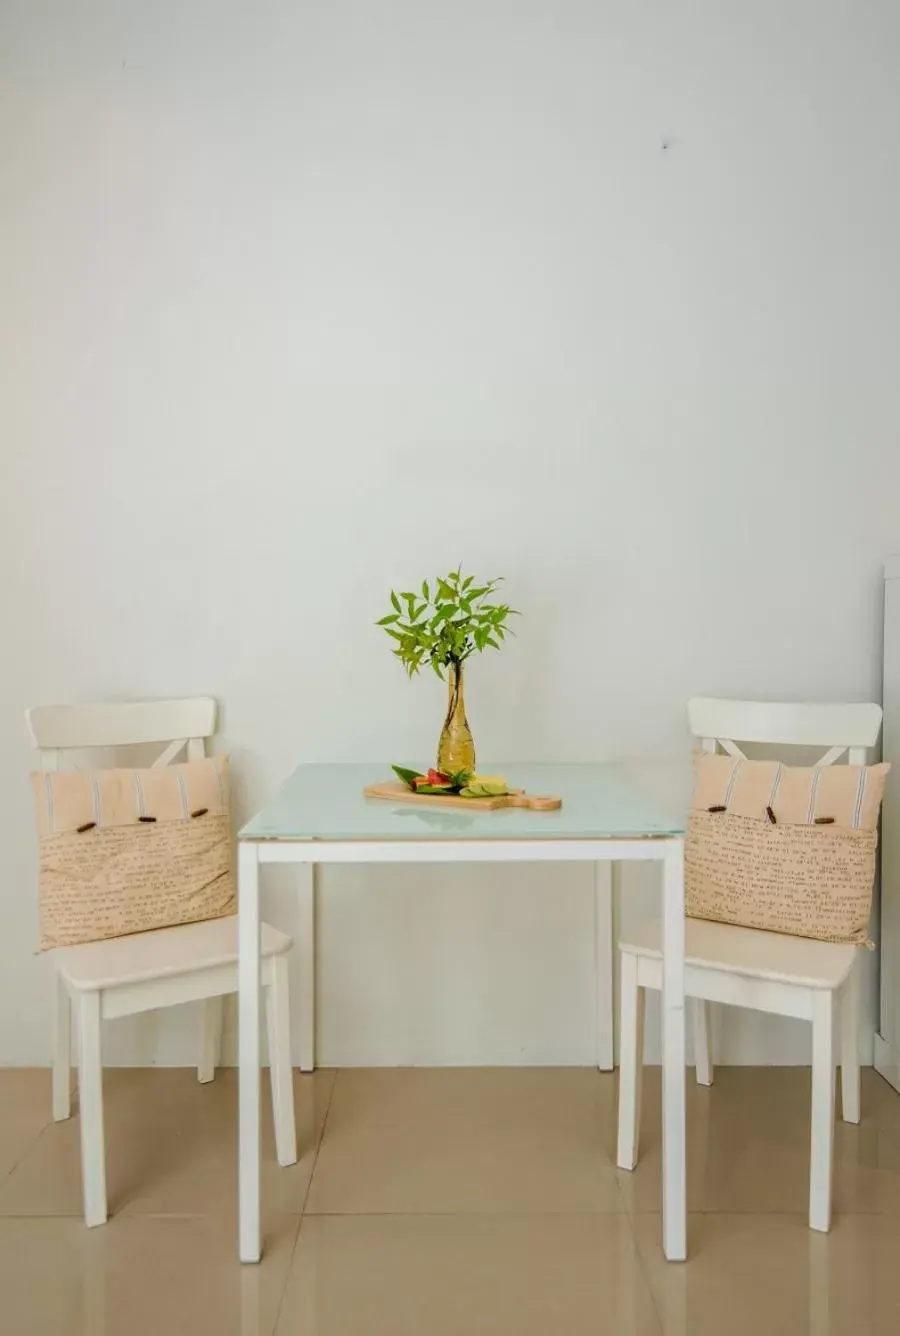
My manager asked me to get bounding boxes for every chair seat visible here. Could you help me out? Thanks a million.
[51,916,292,993]
[620,916,857,991]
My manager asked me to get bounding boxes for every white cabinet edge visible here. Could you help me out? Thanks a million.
[886,555,900,582]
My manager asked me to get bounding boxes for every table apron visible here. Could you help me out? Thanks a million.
[248,837,680,865]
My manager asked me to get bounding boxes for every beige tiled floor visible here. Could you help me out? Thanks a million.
[1,1067,900,1334]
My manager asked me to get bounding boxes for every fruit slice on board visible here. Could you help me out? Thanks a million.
[460,777,510,798]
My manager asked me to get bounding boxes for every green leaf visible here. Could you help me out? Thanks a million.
[392,764,425,790]
[384,571,517,673]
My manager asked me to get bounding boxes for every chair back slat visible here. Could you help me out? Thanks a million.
[26,699,216,772]
[688,697,882,766]
[150,739,189,769]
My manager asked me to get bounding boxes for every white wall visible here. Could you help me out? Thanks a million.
[2,0,899,1068]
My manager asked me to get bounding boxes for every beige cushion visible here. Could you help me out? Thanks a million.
[32,757,234,951]
[685,753,890,945]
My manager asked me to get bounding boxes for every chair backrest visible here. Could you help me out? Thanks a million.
[26,698,217,772]
[688,697,883,768]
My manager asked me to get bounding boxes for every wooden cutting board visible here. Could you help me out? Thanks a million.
[363,780,562,812]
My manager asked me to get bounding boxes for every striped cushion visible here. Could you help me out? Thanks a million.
[31,757,234,951]
[686,753,890,944]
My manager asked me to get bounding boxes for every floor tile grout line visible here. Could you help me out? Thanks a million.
[284,1207,638,1218]
[621,1205,668,1335]
[1,1116,55,1185]
[268,1215,303,1336]
[269,1070,339,1336]
[3,1205,893,1221]
[296,1068,339,1216]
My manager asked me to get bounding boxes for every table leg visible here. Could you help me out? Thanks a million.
[661,839,686,1261]
[298,862,315,1072]
[238,841,262,1264]
[594,861,615,1070]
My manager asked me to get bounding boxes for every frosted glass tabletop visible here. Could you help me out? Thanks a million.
[240,763,683,842]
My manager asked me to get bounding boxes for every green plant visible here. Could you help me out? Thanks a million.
[377,568,518,679]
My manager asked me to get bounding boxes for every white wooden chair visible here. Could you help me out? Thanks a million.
[616,697,884,1233]
[27,698,297,1228]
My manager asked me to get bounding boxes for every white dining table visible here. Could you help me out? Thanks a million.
[236,762,687,1263]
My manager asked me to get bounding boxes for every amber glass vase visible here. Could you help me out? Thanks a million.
[437,660,475,775]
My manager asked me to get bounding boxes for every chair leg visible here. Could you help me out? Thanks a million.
[266,955,297,1167]
[810,990,837,1232]
[693,999,714,1087]
[198,997,223,1084]
[840,964,861,1125]
[76,992,107,1227]
[616,952,645,1171]
[53,975,72,1121]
